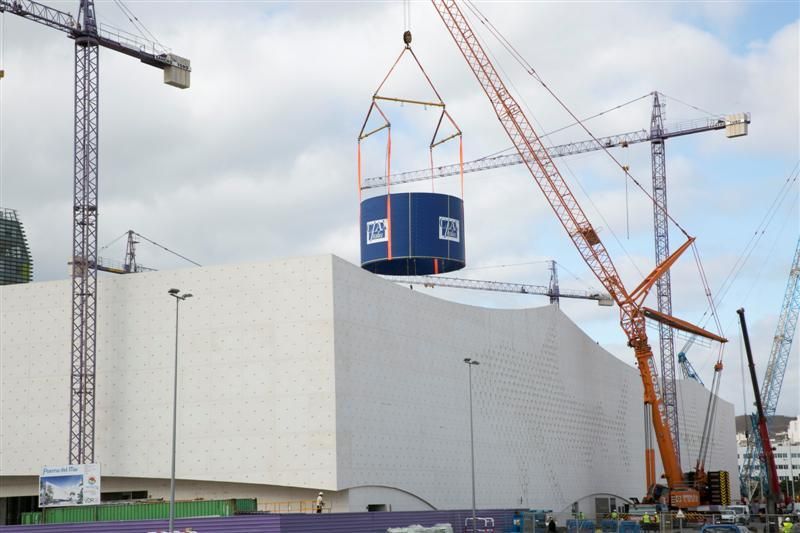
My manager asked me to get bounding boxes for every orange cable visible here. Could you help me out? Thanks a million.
[429,148,435,193]
[386,129,393,261]
[357,142,363,202]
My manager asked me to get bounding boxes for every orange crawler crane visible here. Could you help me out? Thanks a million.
[430,0,727,507]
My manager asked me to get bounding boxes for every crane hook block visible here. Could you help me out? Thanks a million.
[403,30,412,45]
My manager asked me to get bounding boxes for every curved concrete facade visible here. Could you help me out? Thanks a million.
[0,255,738,512]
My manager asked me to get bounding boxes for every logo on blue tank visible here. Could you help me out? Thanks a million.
[439,216,460,242]
[366,218,388,244]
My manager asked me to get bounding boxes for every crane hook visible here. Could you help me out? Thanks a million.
[403,30,412,46]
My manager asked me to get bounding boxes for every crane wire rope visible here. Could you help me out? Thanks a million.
[696,198,797,381]
[679,161,799,358]
[133,232,201,267]
[463,259,601,293]
[462,0,691,241]
[461,3,647,280]
[711,162,799,305]
[99,231,130,252]
[659,91,719,118]
[465,0,689,238]
[100,231,200,267]
[112,0,163,51]
[474,92,653,162]
[715,195,797,341]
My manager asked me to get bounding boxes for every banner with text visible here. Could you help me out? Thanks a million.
[39,463,101,507]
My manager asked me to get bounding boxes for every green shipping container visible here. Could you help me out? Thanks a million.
[96,499,234,522]
[234,498,257,513]
[43,505,98,524]
[20,512,42,525]
[43,499,236,524]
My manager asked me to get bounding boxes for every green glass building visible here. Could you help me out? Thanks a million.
[0,207,33,285]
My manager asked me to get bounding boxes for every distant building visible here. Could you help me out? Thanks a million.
[0,207,33,285]
[790,419,800,444]
[737,416,800,484]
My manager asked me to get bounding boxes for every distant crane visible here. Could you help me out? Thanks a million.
[386,273,614,306]
[369,92,749,462]
[94,230,199,274]
[677,351,705,386]
[0,0,190,464]
[741,236,800,500]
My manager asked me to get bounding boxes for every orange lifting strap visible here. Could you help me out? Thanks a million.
[357,143,362,201]
[386,129,393,260]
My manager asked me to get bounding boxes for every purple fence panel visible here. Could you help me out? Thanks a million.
[280,508,516,533]
[0,508,516,533]
[0,515,281,533]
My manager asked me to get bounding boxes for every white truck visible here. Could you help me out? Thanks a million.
[718,505,750,525]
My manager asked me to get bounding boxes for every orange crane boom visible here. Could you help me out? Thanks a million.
[430,0,726,506]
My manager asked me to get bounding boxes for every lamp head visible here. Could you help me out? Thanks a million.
[184,294,193,299]
[168,288,180,295]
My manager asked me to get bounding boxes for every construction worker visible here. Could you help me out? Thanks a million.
[611,509,619,520]
[642,512,652,530]
[316,492,324,513]
[653,512,660,527]
[783,517,794,533]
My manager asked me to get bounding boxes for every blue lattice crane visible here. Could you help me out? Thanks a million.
[740,235,800,501]
[677,351,705,386]
[0,0,190,465]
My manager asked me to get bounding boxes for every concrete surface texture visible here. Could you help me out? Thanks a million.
[0,255,738,511]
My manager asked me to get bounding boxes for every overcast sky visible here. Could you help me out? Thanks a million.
[0,1,797,418]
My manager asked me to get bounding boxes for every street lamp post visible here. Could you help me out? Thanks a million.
[167,288,192,533]
[464,357,480,533]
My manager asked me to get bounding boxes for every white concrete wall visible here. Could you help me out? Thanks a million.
[675,379,740,498]
[331,256,738,511]
[0,255,739,512]
[0,256,339,490]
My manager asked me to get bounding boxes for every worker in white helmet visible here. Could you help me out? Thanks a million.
[782,516,794,533]
[316,491,325,513]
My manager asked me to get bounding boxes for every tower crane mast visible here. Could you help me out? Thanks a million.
[0,0,190,465]
[430,0,726,506]
[650,92,681,460]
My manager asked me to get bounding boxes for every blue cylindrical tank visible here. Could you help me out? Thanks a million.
[360,192,465,276]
